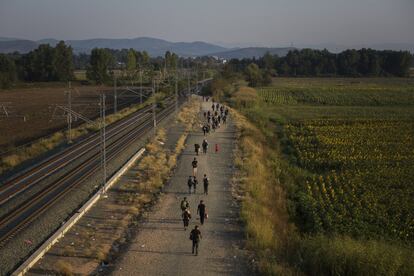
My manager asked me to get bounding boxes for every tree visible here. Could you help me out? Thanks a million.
[86,48,114,84]
[245,63,262,87]
[0,54,17,89]
[126,48,137,71]
[54,41,74,81]
[25,44,57,81]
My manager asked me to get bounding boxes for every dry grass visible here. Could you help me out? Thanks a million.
[231,108,299,275]
[55,260,73,276]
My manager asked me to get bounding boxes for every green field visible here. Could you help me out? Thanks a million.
[254,78,414,243]
[212,76,414,274]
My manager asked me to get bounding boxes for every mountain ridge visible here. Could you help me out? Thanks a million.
[0,37,228,57]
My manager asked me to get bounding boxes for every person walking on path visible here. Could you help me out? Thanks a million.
[180,197,189,211]
[197,200,207,225]
[194,143,200,156]
[215,143,219,153]
[187,176,194,194]
[190,225,202,255]
[193,176,198,194]
[192,158,198,177]
[203,174,209,195]
[202,139,208,154]
[182,208,192,230]
[202,125,208,136]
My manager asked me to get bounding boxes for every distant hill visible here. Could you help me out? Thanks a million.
[210,47,296,59]
[0,37,227,57]
[0,39,39,54]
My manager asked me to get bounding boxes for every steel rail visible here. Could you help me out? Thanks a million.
[0,101,178,245]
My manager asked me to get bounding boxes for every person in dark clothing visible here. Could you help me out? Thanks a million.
[211,103,215,111]
[225,108,229,116]
[194,143,200,155]
[190,225,202,255]
[207,110,211,117]
[223,115,227,124]
[216,103,219,110]
[207,115,211,124]
[193,176,198,194]
[187,176,193,194]
[202,139,208,154]
[182,208,191,230]
[203,111,207,119]
[192,158,198,177]
[202,125,208,136]
[197,200,207,225]
[203,174,209,195]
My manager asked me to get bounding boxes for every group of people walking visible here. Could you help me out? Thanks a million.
[179,99,228,256]
[202,103,229,134]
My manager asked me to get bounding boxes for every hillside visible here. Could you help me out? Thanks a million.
[211,47,295,59]
[0,37,227,57]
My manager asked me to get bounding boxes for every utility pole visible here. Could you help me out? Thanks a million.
[67,81,73,143]
[114,75,117,113]
[140,70,143,104]
[187,72,190,98]
[175,74,178,113]
[152,79,156,137]
[100,93,107,193]
[196,63,198,94]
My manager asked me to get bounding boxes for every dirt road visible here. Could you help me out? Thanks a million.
[110,100,249,275]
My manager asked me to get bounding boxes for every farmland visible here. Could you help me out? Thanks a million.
[255,78,414,242]
[0,82,139,153]
[220,77,414,274]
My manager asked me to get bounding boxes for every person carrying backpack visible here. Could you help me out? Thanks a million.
[202,139,208,154]
[189,225,202,255]
[197,200,207,225]
[203,174,209,195]
[187,176,193,194]
[192,158,198,177]
[180,197,189,211]
[193,176,198,194]
[182,208,192,230]
[194,143,200,156]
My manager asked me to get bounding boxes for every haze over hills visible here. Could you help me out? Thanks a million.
[0,37,228,57]
[211,47,296,59]
[1,37,413,58]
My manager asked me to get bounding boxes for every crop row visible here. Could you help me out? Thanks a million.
[258,87,414,106]
[286,119,414,241]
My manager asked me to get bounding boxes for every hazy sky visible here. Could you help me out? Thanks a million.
[0,0,413,47]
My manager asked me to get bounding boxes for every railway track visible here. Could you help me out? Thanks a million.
[0,100,156,206]
[0,95,182,246]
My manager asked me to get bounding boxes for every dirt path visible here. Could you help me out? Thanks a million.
[110,100,249,275]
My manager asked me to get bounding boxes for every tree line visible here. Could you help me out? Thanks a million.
[0,41,217,88]
[0,41,74,88]
[225,48,413,87]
